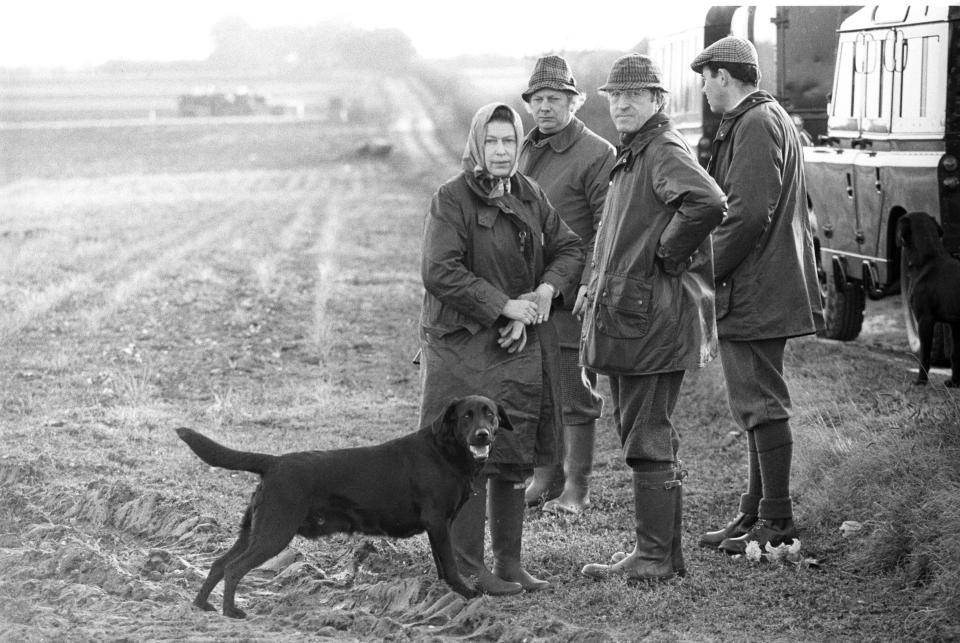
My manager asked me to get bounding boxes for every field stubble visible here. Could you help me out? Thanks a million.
[1,80,958,642]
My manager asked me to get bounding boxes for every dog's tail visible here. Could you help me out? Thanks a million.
[175,427,276,475]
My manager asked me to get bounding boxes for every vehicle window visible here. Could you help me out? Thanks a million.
[829,40,858,131]
[893,28,947,136]
[863,37,894,132]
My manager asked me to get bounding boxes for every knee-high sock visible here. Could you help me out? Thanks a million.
[753,419,793,519]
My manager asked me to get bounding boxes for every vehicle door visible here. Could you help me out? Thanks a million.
[807,34,864,260]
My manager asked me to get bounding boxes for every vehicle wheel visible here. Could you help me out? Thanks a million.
[900,252,951,365]
[818,275,865,341]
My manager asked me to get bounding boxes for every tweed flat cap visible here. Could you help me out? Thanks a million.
[522,55,584,102]
[690,36,759,73]
[598,54,668,93]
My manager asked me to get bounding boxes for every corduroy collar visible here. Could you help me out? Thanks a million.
[620,111,672,154]
[714,90,776,143]
[524,117,584,154]
[612,111,673,172]
[722,90,775,121]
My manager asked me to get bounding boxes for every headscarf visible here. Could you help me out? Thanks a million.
[461,102,525,199]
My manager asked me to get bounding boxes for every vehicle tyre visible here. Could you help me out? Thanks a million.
[900,252,951,365]
[818,275,865,341]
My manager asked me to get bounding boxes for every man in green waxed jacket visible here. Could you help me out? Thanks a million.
[579,54,726,582]
[691,37,824,556]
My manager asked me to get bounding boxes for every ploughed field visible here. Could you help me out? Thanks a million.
[0,73,956,642]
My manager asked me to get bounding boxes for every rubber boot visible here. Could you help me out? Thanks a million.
[672,463,686,578]
[543,422,595,515]
[581,469,679,582]
[489,478,550,591]
[524,464,564,507]
[451,482,522,596]
[605,464,687,576]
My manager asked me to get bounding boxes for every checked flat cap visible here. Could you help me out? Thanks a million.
[690,36,759,73]
[522,55,584,102]
[598,54,668,93]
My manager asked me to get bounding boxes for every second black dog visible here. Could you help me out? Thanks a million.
[897,211,960,387]
[176,395,512,618]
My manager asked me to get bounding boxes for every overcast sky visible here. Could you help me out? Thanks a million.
[0,0,711,68]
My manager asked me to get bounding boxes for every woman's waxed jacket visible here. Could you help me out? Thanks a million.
[420,172,583,337]
[419,170,583,466]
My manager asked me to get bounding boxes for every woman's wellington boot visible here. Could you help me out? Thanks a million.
[490,479,550,591]
[451,483,522,596]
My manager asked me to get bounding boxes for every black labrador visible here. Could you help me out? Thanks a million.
[897,211,960,387]
[176,395,511,618]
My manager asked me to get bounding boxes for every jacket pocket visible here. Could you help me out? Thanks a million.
[422,296,483,337]
[594,273,653,339]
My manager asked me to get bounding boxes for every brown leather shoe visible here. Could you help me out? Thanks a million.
[718,518,797,555]
[699,512,757,548]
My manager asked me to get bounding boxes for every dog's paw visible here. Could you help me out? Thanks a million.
[913,378,929,386]
[223,606,247,619]
[193,599,216,612]
[946,379,959,388]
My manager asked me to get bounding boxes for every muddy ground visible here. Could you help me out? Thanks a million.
[1,77,957,642]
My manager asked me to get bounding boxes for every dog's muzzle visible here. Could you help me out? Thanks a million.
[469,444,491,459]
[469,427,493,459]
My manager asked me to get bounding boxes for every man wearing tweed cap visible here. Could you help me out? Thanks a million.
[579,54,726,582]
[691,37,824,556]
[690,35,760,73]
[520,56,616,516]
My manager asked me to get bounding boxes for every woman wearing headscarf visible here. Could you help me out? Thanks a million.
[418,102,583,595]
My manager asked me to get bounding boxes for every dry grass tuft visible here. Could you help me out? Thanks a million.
[793,349,960,635]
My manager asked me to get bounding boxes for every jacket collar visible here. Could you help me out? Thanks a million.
[524,117,584,154]
[716,90,776,139]
[614,111,672,171]
[621,111,672,154]
[464,171,539,205]
[705,90,777,174]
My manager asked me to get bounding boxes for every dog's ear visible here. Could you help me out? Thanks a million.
[426,398,461,436]
[443,398,462,427]
[496,404,515,431]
